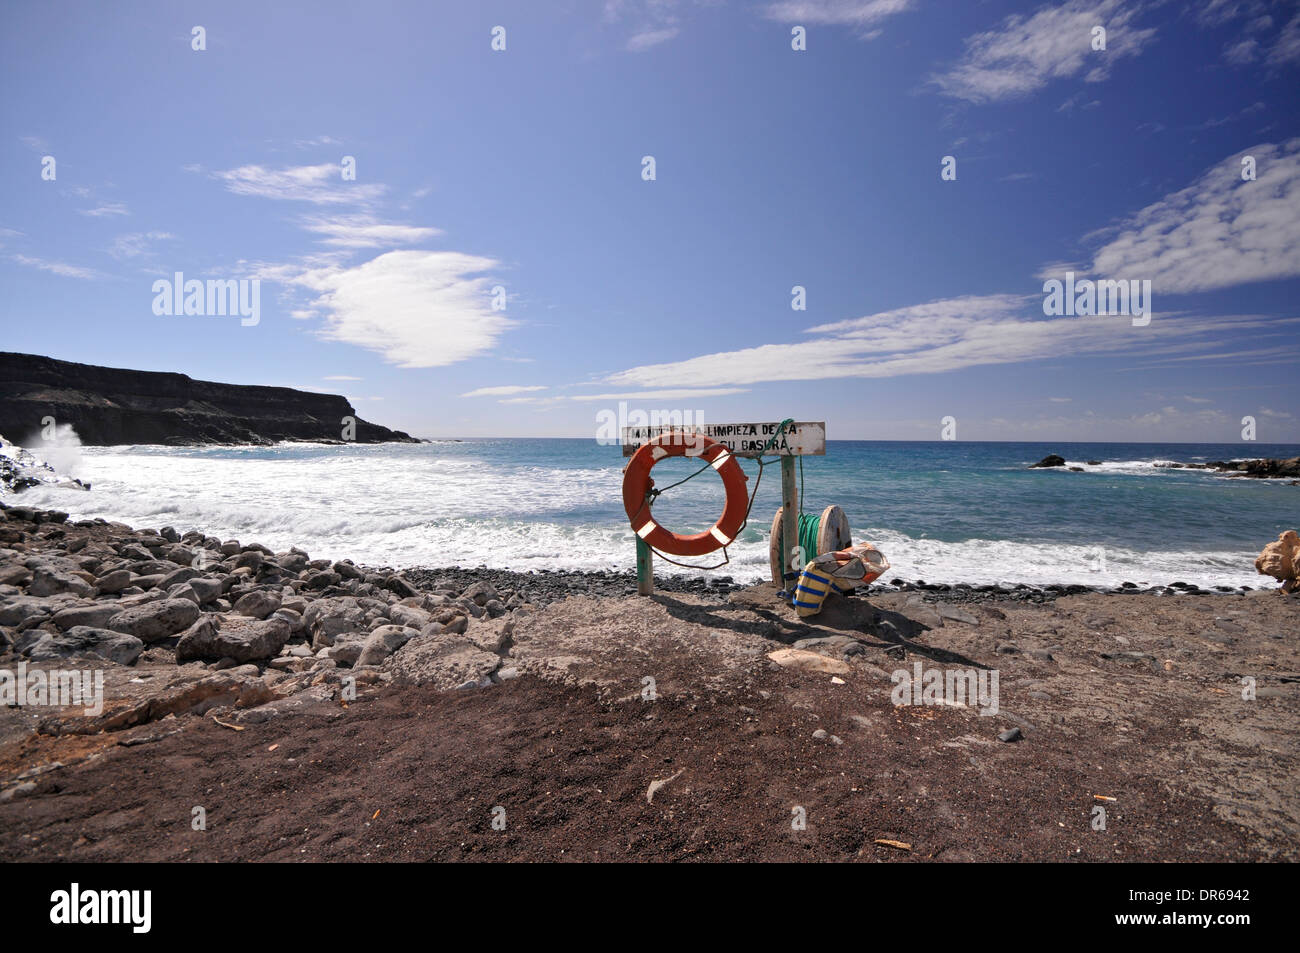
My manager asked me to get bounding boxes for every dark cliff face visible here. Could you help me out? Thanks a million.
[0,352,419,446]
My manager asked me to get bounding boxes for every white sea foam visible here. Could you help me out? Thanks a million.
[11,444,1267,590]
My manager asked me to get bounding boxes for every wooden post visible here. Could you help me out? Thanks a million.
[636,492,654,595]
[780,455,798,590]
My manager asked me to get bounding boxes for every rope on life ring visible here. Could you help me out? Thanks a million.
[622,432,749,558]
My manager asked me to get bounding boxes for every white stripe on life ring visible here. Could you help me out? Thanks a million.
[710,526,732,546]
[710,450,732,470]
[636,521,657,539]
[651,446,668,460]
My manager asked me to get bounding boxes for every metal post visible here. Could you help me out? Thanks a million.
[636,492,654,595]
[780,455,798,589]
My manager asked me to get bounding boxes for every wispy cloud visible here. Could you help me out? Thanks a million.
[301,215,442,249]
[462,385,548,398]
[602,294,1295,389]
[930,0,1156,104]
[108,231,175,260]
[213,163,385,205]
[567,387,750,401]
[1085,139,1300,293]
[763,0,913,35]
[627,27,679,51]
[78,202,129,218]
[12,254,104,280]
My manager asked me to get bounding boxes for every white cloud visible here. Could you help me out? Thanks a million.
[12,254,103,279]
[462,385,548,398]
[602,295,1293,389]
[763,0,913,28]
[286,250,510,368]
[1086,139,1300,292]
[214,163,385,205]
[78,202,129,218]
[627,27,679,50]
[301,216,442,249]
[930,0,1156,104]
[108,231,175,260]
[1269,10,1300,64]
[323,375,362,381]
[567,388,750,401]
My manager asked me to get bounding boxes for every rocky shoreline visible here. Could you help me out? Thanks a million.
[1030,452,1300,479]
[0,353,418,446]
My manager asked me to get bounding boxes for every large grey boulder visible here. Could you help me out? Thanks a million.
[51,603,122,630]
[23,626,145,666]
[355,624,419,667]
[232,589,282,619]
[107,598,201,642]
[175,615,291,663]
[28,568,93,598]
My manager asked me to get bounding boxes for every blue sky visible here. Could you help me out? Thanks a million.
[2,0,1298,442]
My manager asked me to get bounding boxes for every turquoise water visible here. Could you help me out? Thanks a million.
[21,438,1300,588]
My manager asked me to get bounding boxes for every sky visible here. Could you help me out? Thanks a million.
[2,0,1298,442]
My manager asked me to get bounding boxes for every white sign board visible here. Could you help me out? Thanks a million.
[620,421,826,457]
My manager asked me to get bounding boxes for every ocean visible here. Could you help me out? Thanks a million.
[13,439,1300,590]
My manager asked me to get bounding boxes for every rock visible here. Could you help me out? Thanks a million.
[936,605,978,624]
[28,568,93,598]
[333,561,365,580]
[383,634,501,690]
[189,577,223,604]
[271,607,304,634]
[304,597,366,648]
[175,615,291,663]
[767,648,853,676]
[998,727,1023,743]
[0,596,57,627]
[107,598,201,642]
[1255,530,1299,591]
[157,566,201,589]
[232,589,282,619]
[355,624,419,666]
[24,626,145,665]
[302,571,341,591]
[51,603,121,630]
[389,604,432,629]
[812,728,828,739]
[1086,460,1102,466]
[385,575,419,599]
[324,632,369,666]
[94,569,132,593]
[1030,454,1066,469]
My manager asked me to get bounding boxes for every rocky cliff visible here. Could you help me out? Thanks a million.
[0,352,418,446]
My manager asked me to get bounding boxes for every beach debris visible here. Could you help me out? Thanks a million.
[998,727,1023,743]
[646,769,684,804]
[874,839,912,851]
[211,715,245,731]
[1254,530,1299,594]
[1093,794,1117,802]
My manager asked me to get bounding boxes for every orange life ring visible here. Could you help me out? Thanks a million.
[622,432,749,557]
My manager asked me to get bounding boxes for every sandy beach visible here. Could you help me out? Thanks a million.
[2,503,1296,862]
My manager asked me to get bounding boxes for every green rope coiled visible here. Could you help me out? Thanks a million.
[797,512,821,564]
